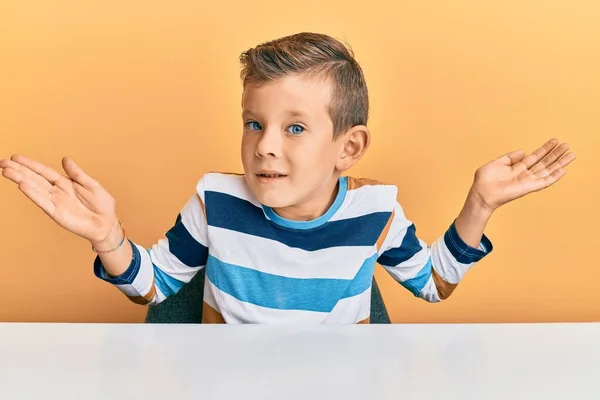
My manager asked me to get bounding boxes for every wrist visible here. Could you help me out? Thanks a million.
[464,187,495,220]
[453,189,494,249]
[91,219,123,252]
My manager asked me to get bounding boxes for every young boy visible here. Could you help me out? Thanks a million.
[0,32,574,323]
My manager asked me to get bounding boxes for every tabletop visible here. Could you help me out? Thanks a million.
[0,322,598,399]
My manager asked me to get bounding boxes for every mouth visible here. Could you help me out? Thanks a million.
[255,171,287,183]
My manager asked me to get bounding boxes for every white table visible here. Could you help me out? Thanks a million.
[0,323,598,399]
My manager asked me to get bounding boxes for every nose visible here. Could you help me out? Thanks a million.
[254,127,282,159]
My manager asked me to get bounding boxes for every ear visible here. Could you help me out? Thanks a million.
[335,125,371,172]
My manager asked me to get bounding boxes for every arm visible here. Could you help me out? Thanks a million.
[378,138,575,301]
[93,181,209,306]
[0,154,209,307]
[377,202,492,302]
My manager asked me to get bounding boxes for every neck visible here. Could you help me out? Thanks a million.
[273,175,341,221]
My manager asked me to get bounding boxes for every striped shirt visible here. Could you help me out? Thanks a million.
[94,173,493,323]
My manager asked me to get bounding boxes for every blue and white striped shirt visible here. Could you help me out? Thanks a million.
[94,172,492,323]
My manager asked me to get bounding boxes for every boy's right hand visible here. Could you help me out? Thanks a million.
[0,154,120,248]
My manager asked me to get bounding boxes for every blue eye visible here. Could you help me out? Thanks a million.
[246,121,262,131]
[287,124,304,135]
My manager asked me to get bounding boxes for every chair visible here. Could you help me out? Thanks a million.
[146,268,391,324]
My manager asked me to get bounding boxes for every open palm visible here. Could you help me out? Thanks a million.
[0,154,118,243]
[472,139,576,211]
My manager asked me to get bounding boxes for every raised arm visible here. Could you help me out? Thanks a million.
[377,138,575,301]
[0,154,209,305]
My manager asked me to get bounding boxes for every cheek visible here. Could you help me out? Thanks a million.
[241,136,255,161]
[290,142,338,175]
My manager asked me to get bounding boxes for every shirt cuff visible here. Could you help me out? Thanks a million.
[443,221,493,264]
[93,240,141,285]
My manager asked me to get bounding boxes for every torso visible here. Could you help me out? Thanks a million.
[199,173,398,323]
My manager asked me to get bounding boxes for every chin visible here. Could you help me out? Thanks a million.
[248,187,290,208]
[255,192,292,208]
[244,174,291,208]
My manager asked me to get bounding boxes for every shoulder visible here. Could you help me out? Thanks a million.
[194,172,261,207]
[345,176,398,203]
[334,176,399,219]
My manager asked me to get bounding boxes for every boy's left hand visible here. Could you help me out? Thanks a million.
[469,138,576,213]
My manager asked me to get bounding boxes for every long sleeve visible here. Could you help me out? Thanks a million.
[93,179,209,306]
[377,202,493,302]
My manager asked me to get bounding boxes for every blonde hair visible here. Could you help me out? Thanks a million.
[239,32,369,138]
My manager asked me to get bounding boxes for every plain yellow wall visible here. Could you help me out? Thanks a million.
[1,1,598,323]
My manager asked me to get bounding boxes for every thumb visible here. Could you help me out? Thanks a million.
[498,149,526,166]
[62,157,98,187]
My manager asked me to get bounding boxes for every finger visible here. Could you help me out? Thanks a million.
[1,166,50,196]
[2,166,55,212]
[62,157,98,188]
[520,138,559,170]
[0,159,53,191]
[498,150,526,166]
[1,166,25,185]
[0,158,11,169]
[10,154,67,187]
[18,181,57,218]
[528,167,567,192]
[530,143,570,174]
[536,152,576,178]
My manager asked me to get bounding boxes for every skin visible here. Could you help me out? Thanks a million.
[240,74,369,221]
[0,73,576,277]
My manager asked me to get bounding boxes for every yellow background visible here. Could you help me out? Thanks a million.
[1,1,598,323]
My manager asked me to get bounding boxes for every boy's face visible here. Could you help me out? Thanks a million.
[241,75,344,214]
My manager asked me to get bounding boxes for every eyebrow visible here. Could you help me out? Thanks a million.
[242,110,255,119]
[284,110,308,118]
[242,109,309,119]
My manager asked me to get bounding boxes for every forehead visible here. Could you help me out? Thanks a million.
[242,75,332,116]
